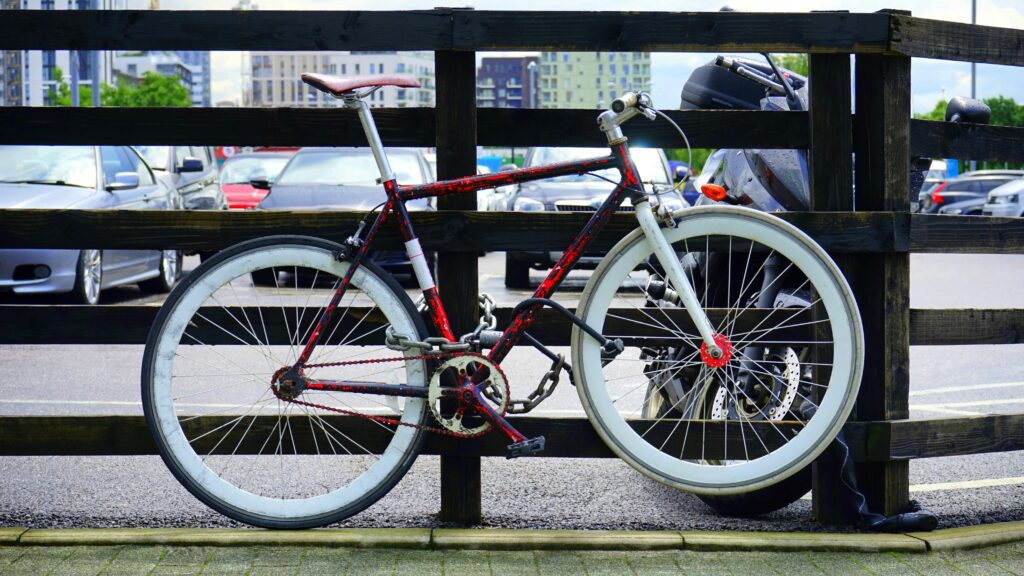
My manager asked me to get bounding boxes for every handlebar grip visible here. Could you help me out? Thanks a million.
[611,92,638,114]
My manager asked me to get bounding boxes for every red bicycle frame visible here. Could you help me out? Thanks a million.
[290,141,647,442]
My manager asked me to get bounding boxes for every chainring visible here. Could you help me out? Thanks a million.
[428,353,509,436]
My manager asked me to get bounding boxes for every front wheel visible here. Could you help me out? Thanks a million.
[142,236,430,528]
[572,206,863,496]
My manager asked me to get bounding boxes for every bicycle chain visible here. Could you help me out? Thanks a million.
[275,352,506,439]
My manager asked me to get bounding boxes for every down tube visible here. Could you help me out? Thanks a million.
[487,180,636,365]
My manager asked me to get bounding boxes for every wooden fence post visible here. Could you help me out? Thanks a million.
[851,45,912,516]
[434,48,482,525]
[806,52,857,526]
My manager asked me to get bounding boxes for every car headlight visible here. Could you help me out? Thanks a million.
[990,194,1018,205]
[512,196,545,211]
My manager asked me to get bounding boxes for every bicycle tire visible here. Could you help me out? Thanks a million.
[142,235,429,529]
[572,205,863,495]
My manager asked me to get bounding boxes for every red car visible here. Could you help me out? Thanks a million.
[218,151,294,209]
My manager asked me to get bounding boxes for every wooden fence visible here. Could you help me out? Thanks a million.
[1,8,1024,526]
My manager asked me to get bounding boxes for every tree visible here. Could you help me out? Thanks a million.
[46,67,192,108]
[773,54,808,77]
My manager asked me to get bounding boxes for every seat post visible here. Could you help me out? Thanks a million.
[345,97,395,184]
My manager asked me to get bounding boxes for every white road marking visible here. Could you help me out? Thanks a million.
[911,406,985,416]
[913,398,1024,410]
[910,381,1024,397]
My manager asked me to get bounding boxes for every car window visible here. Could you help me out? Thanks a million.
[0,145,97,189]
[277,150,426,186]
[174,146,192,169]
[123,147,155,186]
[944,181,975,192]
[100,146,135,185]
[527,147,670,184]
[135,146,170,171]
[977,178,1013,193]
[220,156,290,185]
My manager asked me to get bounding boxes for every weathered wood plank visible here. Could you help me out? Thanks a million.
[909,214,1024,254]
[889,15,1024,67]
[0,209,904,253]
[0,10,891,53]
[0,414,839,461]
[0,305,811,346]
[910,309,1024,346]
[887,414,1024,460]
[0,107,807,149]
[911,120,1024,164]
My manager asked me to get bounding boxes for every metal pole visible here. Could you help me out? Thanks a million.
[91,0,100,106]
[970,0,977,171]
[70,50,79,107]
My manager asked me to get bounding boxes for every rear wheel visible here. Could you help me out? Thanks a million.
[140,250,181,293]
[142,236,429,529]
[573,206,862,496]
[70,249,103,305]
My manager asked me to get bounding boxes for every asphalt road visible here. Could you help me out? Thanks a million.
[1,252,1023,531]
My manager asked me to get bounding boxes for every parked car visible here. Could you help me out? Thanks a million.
[219,151,294,209]
[983,179,1024,218]
[0,145,180,304]
[918,170,1024,215]
[254,147,435,282]
[135,145,226,211]
[503,146,680,288]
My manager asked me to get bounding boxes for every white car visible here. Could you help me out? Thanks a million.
[983,179,1024,218]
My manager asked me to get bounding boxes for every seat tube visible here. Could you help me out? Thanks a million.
[351,99,396,183]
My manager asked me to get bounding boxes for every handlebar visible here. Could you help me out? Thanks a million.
[611,93,639,114]
[714,56,786,95]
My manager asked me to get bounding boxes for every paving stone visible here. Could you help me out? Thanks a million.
[347,549,398,576]
[438,550,492,576]
[394,549,442,576]
[535,551,587,576]
[802,551,870,574]
[487,551,540,576]
[51,546,122,576]
[682,530,926,553]
[4,546,78,575]
[250,546,306,575]
[982,543,1024,575]
[622,551,683,575]
[756,551,826,575]
[576,551,635,576]
[297,546,352,575]
[672,550,732,576]
[101,546,169,576]
[843,552,919,576]
[885,551,964,576]
[706,551,778,575]
[196,546,258,576]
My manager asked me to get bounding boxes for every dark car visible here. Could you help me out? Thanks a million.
[136,145,226,211]
[503,146,680,289]
[918,170,1024,215]
[0,145,180,304]
[255,147,434,282]
[219,151,294,209]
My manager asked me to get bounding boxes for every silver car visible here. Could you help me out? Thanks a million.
[0,145,180,304]
[983,179,1024,218]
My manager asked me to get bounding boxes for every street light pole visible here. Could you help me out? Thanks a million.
[970,0,977,171]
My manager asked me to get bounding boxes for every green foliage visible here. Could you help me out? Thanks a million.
[913,99,946,121]
[666,148,713,173]
[772,54,808,77]
[46,67,192,108]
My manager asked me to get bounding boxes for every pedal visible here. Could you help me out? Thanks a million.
[506,436,546,459]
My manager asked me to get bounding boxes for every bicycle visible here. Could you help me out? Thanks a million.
[141,72,864,529]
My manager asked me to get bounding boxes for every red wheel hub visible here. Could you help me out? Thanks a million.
[700,333,733,368]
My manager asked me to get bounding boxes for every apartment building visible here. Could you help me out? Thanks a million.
[249,51,435,108]
[538,51,652,109]
[476,56,538,108]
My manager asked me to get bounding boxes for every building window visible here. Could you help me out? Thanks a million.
[610,64,616,75]
[562,53,568,62]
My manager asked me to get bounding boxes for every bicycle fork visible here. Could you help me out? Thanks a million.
[634,200,724,359]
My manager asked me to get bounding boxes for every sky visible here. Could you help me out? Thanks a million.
[125,0,1024,113]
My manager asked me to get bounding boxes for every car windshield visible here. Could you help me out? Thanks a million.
[134,145,169,171]
[0,145,96,189]
[276,150,426,186]
[527,147,670,184]
[220,156,291,185]
[924,169,946,181]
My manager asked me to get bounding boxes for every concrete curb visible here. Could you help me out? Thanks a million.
[3,523,1024,553]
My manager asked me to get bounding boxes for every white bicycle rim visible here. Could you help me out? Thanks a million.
[572,206,863,494]
[145,241,426,524]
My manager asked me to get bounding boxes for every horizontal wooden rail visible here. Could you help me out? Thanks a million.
[0,10,891,53]
[910,309,1024,346]
[2,210,1023,254]
[0,415,877,462]
[889,15,1024,67]
[2,305,1017,347]
[0,108,808,149]
[910,120,1024,164]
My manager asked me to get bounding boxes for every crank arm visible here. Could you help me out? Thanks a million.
[470,385,527,443]
[306,380,429,398]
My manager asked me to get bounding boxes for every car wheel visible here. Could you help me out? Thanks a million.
[140,250,181,293]
[70,249,103,305]
[504,252,531,289]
